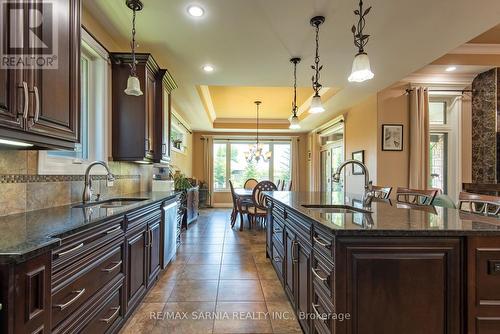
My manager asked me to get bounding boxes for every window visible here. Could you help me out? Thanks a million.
[171,114,187,153]
[213,140,292,190]
[430,133,448,193]
[38,29,109,174]
[429,101,446,125]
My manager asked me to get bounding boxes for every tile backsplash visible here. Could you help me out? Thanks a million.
[0,151,153,216]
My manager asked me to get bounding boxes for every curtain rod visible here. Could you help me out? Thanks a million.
[172,115,192,134]
[405,88,474,94]
[317,119,344,135]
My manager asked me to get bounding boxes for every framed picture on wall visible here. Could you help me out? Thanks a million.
[351,150,365,175]
[382,124,403,151]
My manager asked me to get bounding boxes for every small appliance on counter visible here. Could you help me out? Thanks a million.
[152,165,175,192]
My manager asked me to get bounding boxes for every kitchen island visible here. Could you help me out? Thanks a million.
[265,191,500,334]
[0,191,179,334]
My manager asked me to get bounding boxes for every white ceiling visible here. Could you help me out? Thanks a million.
[84,0,500,132]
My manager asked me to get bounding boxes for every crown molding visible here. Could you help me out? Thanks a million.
[449,43,500,55]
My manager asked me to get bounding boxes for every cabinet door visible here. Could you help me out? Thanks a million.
[144,69,156,160]
[296,239,311,333]
[147,221,161,285]
[0,68,25,130]
[27,0,80,142]
[284,228,296,307]
[126,227,147,312]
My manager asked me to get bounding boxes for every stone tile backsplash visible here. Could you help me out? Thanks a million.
[0,150,152,216]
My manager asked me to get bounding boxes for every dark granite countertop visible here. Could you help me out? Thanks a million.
[266,191,500,236]
[0,191,179,264]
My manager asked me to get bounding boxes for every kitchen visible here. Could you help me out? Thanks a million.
[1,0,500,333]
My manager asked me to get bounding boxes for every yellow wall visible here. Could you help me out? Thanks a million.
[344,95,378,194]
[376,84,410,195]
[82,7,126,51]
[171,133,193,177]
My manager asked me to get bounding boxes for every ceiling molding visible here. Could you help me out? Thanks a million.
[449,43,500,55]
[403,73,476,85]
[213,118,290,130]
[196,85,217,124]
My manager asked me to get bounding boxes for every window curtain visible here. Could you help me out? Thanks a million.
[409,87,430,189]
[202,136,214,206]
[291,137,300,191]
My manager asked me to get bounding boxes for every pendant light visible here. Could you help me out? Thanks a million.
[348,0,374,83]
[244,101,272,163]
[309,16,325,114]
[289,57,301,129]
[124,0,144,96]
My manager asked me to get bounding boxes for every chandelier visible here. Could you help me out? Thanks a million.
[289,57,301,129]
[244,101,272,163]
[124,0,144,96]
[348,0,374,82]
[309,16,325,113]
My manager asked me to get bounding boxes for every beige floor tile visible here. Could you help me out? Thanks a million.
[180,264,221,280]
[169,280,219,302]
[266,301,302,333]
[218,280,264,301]
[178,244,224,253]
[154,301,216,334]
[188,252,223,265]
[121,302,165,333]
[214,302,272,334]
[221,253,256,265]
[256,262,279,280]
[220,264,258,279]
[144,280,176,302]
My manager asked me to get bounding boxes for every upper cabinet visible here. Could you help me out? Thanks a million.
[0,0,80,149]
[111,53,176,163]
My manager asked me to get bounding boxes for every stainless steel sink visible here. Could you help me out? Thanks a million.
[301,204,372,214]
[73,198,148,209]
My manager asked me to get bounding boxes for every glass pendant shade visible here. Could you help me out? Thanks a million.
[124,75,143,96]
[348,53,374,83]
[309,94,325,113]
[289,115,300,129]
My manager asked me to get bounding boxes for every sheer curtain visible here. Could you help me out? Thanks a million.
[291,137,300,191]
[202,136,214,206]
[409,87,430,189]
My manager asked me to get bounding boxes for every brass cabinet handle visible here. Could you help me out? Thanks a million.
[53,288,86,310]
[100,306,120,323]
[101,260,122,273]
[313,236,331,248]
[311,303,327,321]
[312,267,328,281]
[56,242,84,257]
[105,226,122,235]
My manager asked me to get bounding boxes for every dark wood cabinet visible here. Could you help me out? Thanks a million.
[111,53,176,163]
[147,221,161,286]
[125,226,148,313]
[0,0,80,149]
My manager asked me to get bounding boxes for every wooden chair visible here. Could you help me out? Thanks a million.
[367,185,392,199]
[458,192,500,216]
[396,187,438,206]
[243,178,258,190]
[276,180,282,191]
[229,180,252,229]
[248,181,277,229]
[286,180,293,191]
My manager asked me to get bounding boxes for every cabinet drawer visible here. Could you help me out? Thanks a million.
[52,244,124,329]
[52,216,124,272]
[127,203,162,230]
[312,287,334,334]
[271,245,284,280]
[81,286,122,334]
[272,223,284,248]
[312,226,334,263]
[312,251,334,300]
[284,207,312,237]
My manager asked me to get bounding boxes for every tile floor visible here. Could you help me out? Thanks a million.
[120,209,303,334]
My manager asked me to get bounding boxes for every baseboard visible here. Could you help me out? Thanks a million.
[212,203,233,208]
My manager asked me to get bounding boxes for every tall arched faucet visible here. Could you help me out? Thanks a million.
[82,161,115,203]
[332,159,373,204]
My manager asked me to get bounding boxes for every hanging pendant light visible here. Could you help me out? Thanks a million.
[124,0,144,96]
[309,16,325,114]
[244,101,272,163]
[289,57,301,129]
[348,0,374,83]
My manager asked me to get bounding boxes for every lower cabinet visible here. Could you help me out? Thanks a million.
[147,220,161,286]
[126,226,148,313]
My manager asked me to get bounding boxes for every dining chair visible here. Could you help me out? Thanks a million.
[243,178,258,190]
[458,192,500,216]
[367,185,392,199]
[248,181,278,229]
[287,180,293,191]
[276,180,282,191]
[229,180,252,229]
[396,187,438,206]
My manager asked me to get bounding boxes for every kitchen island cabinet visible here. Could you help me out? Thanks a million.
[266,191,500,334]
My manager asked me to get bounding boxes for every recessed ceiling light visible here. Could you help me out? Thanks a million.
[202,64,214,72]
[445,66,457,72]
[187,5,204,17]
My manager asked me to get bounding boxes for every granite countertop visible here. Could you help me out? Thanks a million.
[0,191,179,264]
[266,191,500,236]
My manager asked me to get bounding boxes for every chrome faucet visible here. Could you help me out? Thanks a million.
[332,159,373,204]
[82,161,115,203]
